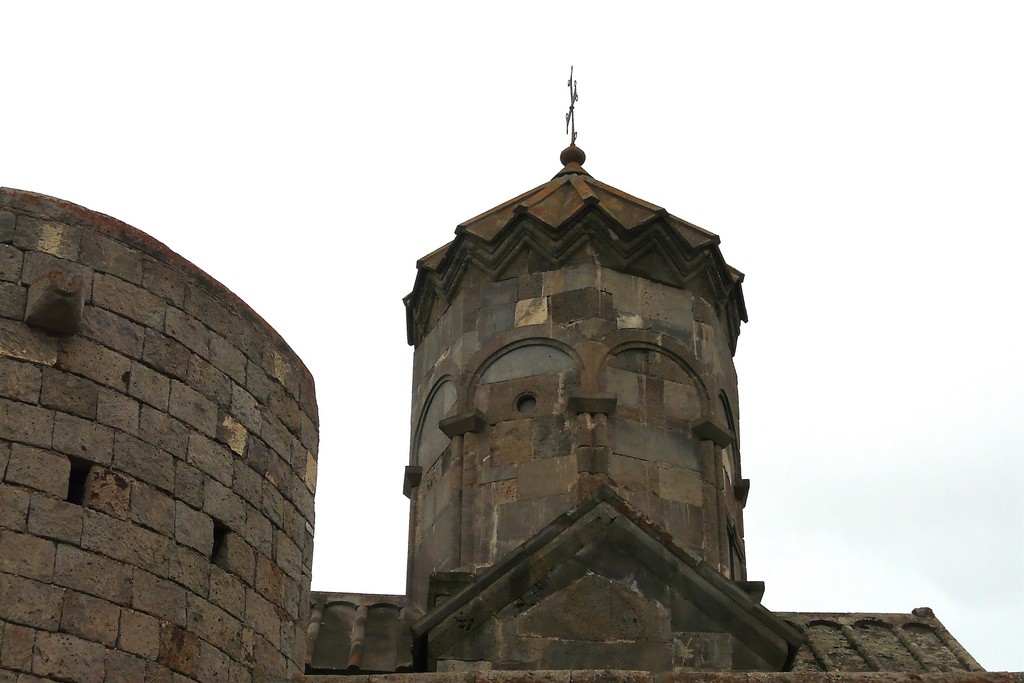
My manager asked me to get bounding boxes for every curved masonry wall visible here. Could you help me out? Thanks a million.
[0,189,318,682]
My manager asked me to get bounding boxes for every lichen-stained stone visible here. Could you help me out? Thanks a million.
[0,530,56,581]
[0,318,59,366]
[59,589,120,646]
[23,270,86,335]
[0,622,35,671]
[0,572,64,630]
[3,444,69,498]
[27,493,83,544]
[32,631,105,683]
[514,297,549,327]
[157,622,201,678]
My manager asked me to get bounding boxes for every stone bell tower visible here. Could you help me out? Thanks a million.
[403,144,751,613]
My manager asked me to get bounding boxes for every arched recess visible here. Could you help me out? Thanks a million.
[467,338,581,419]
[413,378,457,469]
[602,341,707,426]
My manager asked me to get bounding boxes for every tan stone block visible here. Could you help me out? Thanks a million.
[53,544,131,605]
[133,568,186,626]
[514,296,549,327]
[490,419,532,467]
[157,622,200,678]
[28,493,83,544]
[0,530,55,581]
[516,455,576,500]
[657,464,703,505]
[0,622,35,671]
[83,467,132,519]
[0,318,59,366]
[32,631,104,683]
[118,609,161,659]
[0,572,63,630]
[0,400,54,451]
[60,590,120,646]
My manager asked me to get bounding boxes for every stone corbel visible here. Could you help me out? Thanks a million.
[439,411,487,438]
[734,478,750,507]
[403,466,423,498]
[567,393,617,415]
[24,270,85,334]
[691,417,735,448]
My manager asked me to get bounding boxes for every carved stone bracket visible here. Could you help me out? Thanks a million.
[692,418,734,448]
[439,411,487,438]
[403,466,423,498]
[567,393,617,415]
[24,270,85,335]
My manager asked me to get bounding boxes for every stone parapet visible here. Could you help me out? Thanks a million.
[0,188,318,682]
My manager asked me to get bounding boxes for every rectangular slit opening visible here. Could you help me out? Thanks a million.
[66,457,93,505]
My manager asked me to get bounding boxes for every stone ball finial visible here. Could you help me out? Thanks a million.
[560,144,586,167]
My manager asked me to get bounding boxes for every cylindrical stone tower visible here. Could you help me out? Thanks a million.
[0,189,318,682]
[403,148,749,611]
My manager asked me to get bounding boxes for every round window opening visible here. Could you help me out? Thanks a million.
[516,393,537,414]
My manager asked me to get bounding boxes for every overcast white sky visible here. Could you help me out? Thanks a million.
[3,1,1021,672]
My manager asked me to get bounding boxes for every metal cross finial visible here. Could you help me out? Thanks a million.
[565,66,579,145]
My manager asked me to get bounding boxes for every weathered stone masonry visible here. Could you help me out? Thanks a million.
[0,188,318,682]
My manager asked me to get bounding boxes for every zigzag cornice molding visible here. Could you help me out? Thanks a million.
[406,207,746,348]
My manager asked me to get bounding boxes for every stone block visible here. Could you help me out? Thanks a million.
[83,467,132,519]
[230,382,261,434]
[245,587,282,645]
[0,280,26,319]
[0,621,34,671]
[56,335,130,391]
[129,360,171,410]
[490,419,532,467]
[40,368,99,419]
[52,412,114,465]
[60,590,120,646]
[204,337,243,387]
[0,530,55,581]
[254,553,284,605]
[28,493,83,543]
[0,399,54,450]
[92,272,165,328]
[96,388,140,434]
[0,318,59,366]
[0,243,22,282]
[53,544,131,605]
[657,464,703,505]
[273,529,301,581]
[214,531,256,583]
[185,593,243,658]
[142,329,189,380]
[174,460,206,509]
[157,622,201,677]
[233,462,262,508]
[186,433,233,486]
[205,480,246,530]
[32,631,105,683]
[23,270,86,334]
[165,306,209,356]
[104,650,149,681]
[218,413,248,456]
[118,609,161,659]
[133,568,186,625]
[4,444,68,497]
[79,233,144,283]
[0,483,30,530]
[0,360,40,403]
[175,500,213,556]
[551,287,613,324]
[477,304,514,337]
[516,455,576,500]
[209,566,246,620]
[142,259,186,306]
[80,305,145,358]
[168,545,210,596]
[81,507,170,576]
[20,250,89,293]
[131,481,175,536]
[514,296,549,327]
[0,572,63,630]
[137,406,189,459]
[186,354,231,407]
